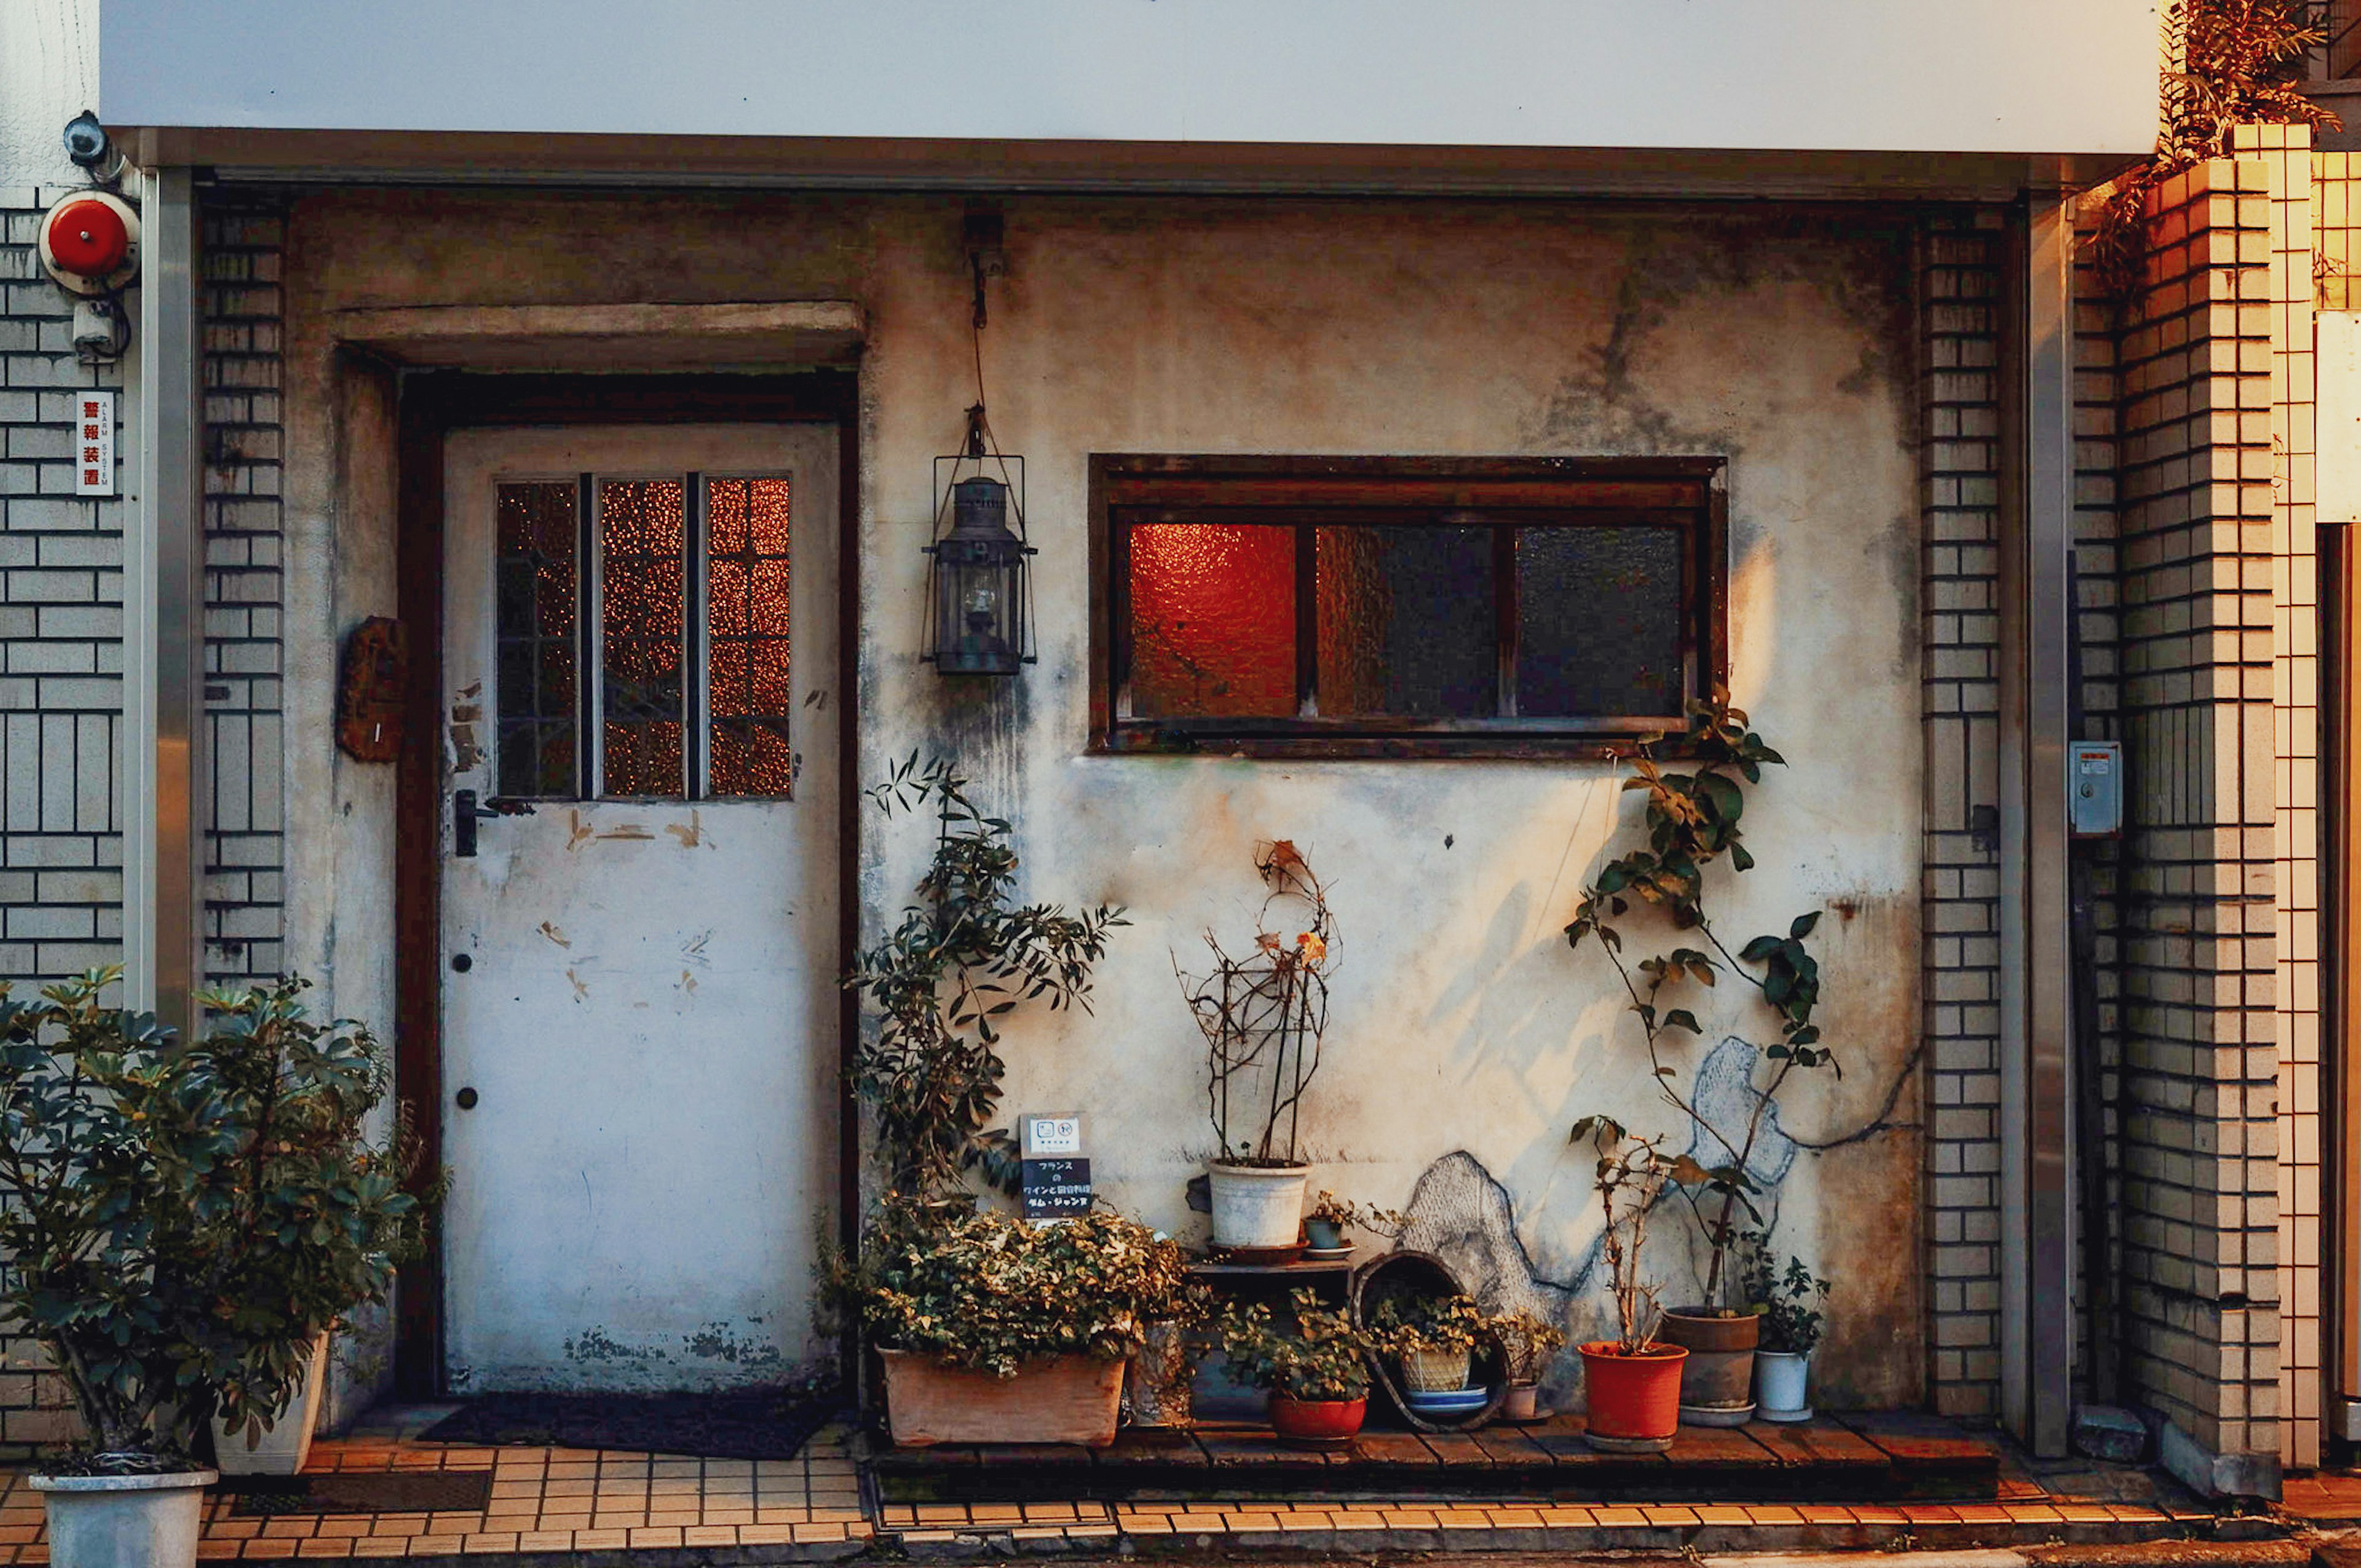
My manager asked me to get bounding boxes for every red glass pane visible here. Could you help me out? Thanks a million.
[599,480,686,796]
[1126,523,1296,718]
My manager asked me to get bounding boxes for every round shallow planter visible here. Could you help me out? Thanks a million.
[1656,1307,1758,1426]
[880,1348,1125,1448]
[1399,1347,1472,1393]
[1268,1394,1366,1443]
[1208,1162,1310,1250]
[211,1332,329,1476]
[31,1468,217,1568]
[1755,1350,1812,1422]
[1578,1341,1688,1452]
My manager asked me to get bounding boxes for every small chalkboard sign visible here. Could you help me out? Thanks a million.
[1021,1157,1093,1220]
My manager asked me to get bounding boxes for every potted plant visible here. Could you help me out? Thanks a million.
[1179,842,1335,1250]
[1564,694,1839,1424]
[846,754,1124,1196]
[1744,1241,1831,1422]
[1569,1115,1688,1453]
[1217,1288,1378,1442]
[1126,1267,1214,1430]
[832,1197,1194,1447]
[1372,1293,1486,1393]
[0,970,427,1568]
[1304,1192,1404,1254]
[1485,1310,1568,1422]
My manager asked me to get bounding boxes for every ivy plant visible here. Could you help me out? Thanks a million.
[1217,1288,1377,1403]
[1565,691,1838,1312]
[847,755,1125,1198]
[0,970,429,1464]
[826,1197,1201,1377]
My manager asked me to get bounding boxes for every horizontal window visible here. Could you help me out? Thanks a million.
[1093,457,1726,758]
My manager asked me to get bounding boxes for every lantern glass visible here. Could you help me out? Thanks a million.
[929,475,1030,675]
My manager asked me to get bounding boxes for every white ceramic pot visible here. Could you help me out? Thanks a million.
[1756,1349,1812,1421]
[31,1469,216,1568]
[210,1332,329,1476]
[1207,1162,1309,1249]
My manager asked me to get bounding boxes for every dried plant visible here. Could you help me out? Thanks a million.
[1568,1116,1677,1355]
[1484,1310,1570,1384]
[1178,842,1335,1167]
[2089,0,2337,304]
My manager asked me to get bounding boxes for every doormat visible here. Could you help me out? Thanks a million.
[418,1385,842,1462]
[223,1471,494,1516]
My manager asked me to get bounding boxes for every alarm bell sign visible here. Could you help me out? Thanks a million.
[73,392,115,498]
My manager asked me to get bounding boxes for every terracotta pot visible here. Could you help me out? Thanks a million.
[1656,1307,1758,1424]
[1268,1393,1366,1441]
[1501,1381,1541,1422]
[1578,1340,1687,1452]
[881,1348,1125,1447]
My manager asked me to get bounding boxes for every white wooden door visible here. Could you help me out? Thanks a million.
[438,425,839,1393]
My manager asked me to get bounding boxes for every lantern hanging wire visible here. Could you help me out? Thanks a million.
[922,285,1037,673]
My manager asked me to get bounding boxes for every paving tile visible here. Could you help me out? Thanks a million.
[568,1529,629,1550]
[737,1525,800,1546]
[240,1542,299,1560]
[681,1525,740,1546]
[626,1526,682,1548]
[513,1534,572,1553]
[458,1534,518,1554]
[347,1542,406,1559]
[294,1546,352,1562]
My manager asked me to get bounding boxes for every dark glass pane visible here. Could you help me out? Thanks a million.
[705,477,793,797]
[1517,526,1685,718]
[1315,525,1495,718]
[1126,523,1296,718]
[493,481,578,797]
[599,479,686,796]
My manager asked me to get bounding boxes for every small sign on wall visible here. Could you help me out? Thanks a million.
[1021,1157,1093,1220]
[74,392,115,498]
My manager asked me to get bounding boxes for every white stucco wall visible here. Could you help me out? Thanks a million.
[1,0,97,187]
[279,189,1925,1405]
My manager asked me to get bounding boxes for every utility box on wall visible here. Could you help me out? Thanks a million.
[2071,740,2122,839]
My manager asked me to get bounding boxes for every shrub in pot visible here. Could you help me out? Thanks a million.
[1564,695,1841,1422]
[1371,1293,1485,1393]
[1179,844,1335,1250]
[1485,1310,1568,1422]
[832,1197,1200,1447]
[0,971,427,1568]
[1569,1117,1687,1453]
[1744,1243,1831,1422]
[1217,1288,1377,1443]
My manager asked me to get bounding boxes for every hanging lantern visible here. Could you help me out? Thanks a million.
[923,411,1036,676]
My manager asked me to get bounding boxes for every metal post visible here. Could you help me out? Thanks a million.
[1999,193,2077,1456]
[127,167,202,1039]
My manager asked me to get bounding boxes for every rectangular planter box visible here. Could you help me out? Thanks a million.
[880,1348,1124,1448]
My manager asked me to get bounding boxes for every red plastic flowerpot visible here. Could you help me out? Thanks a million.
[1579,1340,1688,1448]
[1268,1394,1366,1441]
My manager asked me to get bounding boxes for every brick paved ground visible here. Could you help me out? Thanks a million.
[0,1406,2274,1566]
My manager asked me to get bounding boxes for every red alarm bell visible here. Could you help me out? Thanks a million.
[39,191,139,296]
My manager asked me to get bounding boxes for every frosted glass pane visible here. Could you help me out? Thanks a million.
[1517,526,1683,717]
[705,477,793,796]
[598,478,685,795]
[1315,525,1494,718]
[494,481,577,797]
[1126,523,1297,718]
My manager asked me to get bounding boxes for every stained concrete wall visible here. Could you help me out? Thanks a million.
[279,190,1927,1406]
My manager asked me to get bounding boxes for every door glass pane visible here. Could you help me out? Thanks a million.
[598,478,686,796]
[494,481,579,797]
[1315,525,1495,718]
[706,477,794,796]
[1517,525,1685,717]
[1125,523,1296,718]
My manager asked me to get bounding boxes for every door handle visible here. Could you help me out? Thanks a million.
[453,789,499,857]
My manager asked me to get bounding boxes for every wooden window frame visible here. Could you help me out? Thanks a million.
[1088,454,1729,759]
